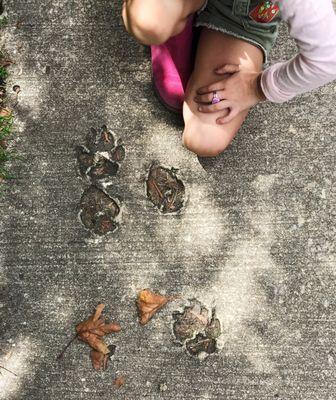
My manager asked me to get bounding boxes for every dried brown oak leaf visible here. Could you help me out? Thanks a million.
[76,303,121,355]
[137,289,172,325]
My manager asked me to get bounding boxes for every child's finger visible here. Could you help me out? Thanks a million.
[196,82,226,95]
[215,64,240,75]
[194,90,225,104]
[198,100,231,113]
[216,108,239,124]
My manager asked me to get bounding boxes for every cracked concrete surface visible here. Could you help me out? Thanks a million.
[0,1,335,399]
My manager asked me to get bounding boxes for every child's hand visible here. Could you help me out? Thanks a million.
[194,64,266,124]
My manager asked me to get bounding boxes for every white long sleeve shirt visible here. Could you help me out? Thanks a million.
[261,0,336,102]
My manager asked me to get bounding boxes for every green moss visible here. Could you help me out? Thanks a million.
[0,111,15,182]
[0,66,8,79]
[0,113,13,140]
[0,146,19,180]
[0,154,14,180]
[0,16,8,28]
[0,14,16,189]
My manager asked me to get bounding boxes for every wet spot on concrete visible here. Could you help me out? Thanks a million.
[79,186,120,236]
[173,301,221,358]
[146,163,185,214]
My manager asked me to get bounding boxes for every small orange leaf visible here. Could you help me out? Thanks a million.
[136,289,171,325]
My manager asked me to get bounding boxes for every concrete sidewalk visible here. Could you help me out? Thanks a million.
[0,1,335,399]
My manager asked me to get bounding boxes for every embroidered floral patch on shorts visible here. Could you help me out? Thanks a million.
[249,1,280,23]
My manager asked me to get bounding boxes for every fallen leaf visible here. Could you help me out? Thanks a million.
[91,345,116,371]
[91,350,109,370]
[113,375,126,388]
[76,303,121,354]
[137,289,171,325]
[57,305,120,370]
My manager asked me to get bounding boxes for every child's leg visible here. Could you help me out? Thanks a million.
[122,0,205,45]
[182,29,263,157]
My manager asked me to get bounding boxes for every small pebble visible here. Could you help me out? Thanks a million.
[159,382,168,392]
[13,85,20,93]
